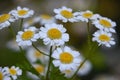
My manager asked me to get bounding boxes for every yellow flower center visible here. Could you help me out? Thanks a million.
[60,52,73,64]
[22,30,34,40]
[35,65,44,73]
[18,10,28,16]
[99,19,111,28]
[0,72,3,80]
[9,68,17,75]
[0,14,10,23]
[47,28,62,39]
[28,19,34,24]
[41,14,52,20]
[82,12,93,18]
[34,50,43,58]
[65,70,71,74]
[60,10,73,19]
[99,34,110,42]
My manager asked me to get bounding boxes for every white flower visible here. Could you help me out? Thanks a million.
[39,23,69,46]
[0,13,16,30]
[6,39,28,51]
[39,14,56,25]
[92,30,115,47]
[52,46,81,71]
[75,10,99,22]
[92,17,116,33]
[33,64,46,76]
[10,6,34,19]
[6,66,22,80]
[23,17,41,28]
[54,6,78,22]
[16,26,39,46]
[0,67,11,80]
[26,47,49,63]
[61,69,75,78]
[77,61,92,76]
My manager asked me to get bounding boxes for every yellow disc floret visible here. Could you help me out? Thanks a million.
[60,10,73,19]
[47,28,62,39]
[34,51,43,58]
[41,14,52,20]
[60,52,73,64]
[0,72,3,80]
[9,68,17,75]
[0,14,10,23]
[99,34,110,42]
[18,10,28,16]
[35,65,44,73]
[22,30,34,40]
[82,12,93,18]
[99,19,111,28]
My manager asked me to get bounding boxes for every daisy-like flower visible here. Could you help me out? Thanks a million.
[39,23,69,46]
[6,39,28,51]
[61,69,75,78]
[23,17,41,28]
[0,13,16,30]
[92,30,115,47]
[39,14,56,25]
[16,26,39,46]
[54,6,78,22]
[52,46,81,71]
[26,47,48,63]
[77,61,92,76]
[10,6,34,19]
[0,67,11,80]
[92,17,116,33]
[6,66,22,80]
[33,64,46,76]
[75,10,100,22]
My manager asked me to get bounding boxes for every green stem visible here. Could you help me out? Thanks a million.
[70,58,87,80]
[87,21,91,51]
[19,19,24,30]
[32,44,49,56]
[8,26,16,38]
[70,21,92,80]
[18,46,41,77]
[46,46,53,80]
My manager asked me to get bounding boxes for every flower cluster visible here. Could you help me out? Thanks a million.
[0,66,22,80]
[0,6,116,80]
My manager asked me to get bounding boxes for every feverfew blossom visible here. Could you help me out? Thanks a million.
[61,69,75,78]
[52,46,81,71]
[33,64,46,76]
[92,17,116,33]
[0,13,16,30]
[54,6,78,22]
[10,6,34,19]
[6,66,22,80]
[39,14,56,25]
[16,26,39,46]
[75,10,100,22]
[23,17,41,28]
[77,61,92,76]
[6,39,27,51]
[92,30,115,47]
[0,67,11,80]
[26,47,48,63]
[39,23,69,46]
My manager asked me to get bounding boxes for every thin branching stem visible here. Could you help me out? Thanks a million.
[32,44,49,56]
[46,46,53,80]
[19,18,24,30]
[8,25,16,38]
[70,21,92,80]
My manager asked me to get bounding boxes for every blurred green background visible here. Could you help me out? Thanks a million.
[0,0,120,80]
